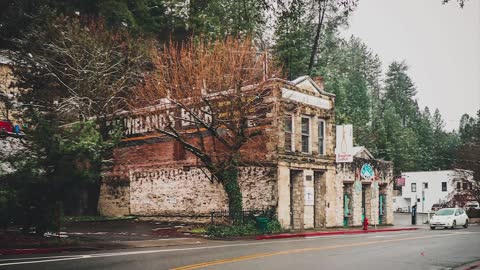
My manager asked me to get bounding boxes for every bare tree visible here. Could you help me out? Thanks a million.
[133,37,281,221]
[12,17,148,138]
[448,169,478,207]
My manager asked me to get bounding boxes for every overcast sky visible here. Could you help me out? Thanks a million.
[343,0,480,131]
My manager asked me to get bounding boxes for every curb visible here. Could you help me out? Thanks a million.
[0,246,99,256]
[255,228,419,240]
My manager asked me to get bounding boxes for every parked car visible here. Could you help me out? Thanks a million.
[465,201,480,210]
[431,204,447,213]
[430,208,469,230]
[0,120,24,138]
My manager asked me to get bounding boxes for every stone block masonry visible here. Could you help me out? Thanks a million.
[98,172,130,216]
[99,166,277,220]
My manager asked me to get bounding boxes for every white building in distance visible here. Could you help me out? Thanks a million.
[393,170,475,213]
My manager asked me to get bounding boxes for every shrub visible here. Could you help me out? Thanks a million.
[466,208,480,218]
[206,219,283,237]
[207,221,257,237]
[266,219,283,234]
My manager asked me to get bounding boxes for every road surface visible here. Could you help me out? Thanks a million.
[1,225,479,270]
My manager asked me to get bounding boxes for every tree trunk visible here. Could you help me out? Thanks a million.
[308,1,326,74]
[218,166,243,224]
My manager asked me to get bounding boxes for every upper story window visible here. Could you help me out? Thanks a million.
[441,182,447,192]
[284,115,294,152]
[456,182,461,190]
[411,183,416,192]
[318,119,325,155]
[301,117,310,153]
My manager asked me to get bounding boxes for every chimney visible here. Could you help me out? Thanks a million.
[312,76,324,90]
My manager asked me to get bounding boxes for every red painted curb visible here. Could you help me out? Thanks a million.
[255,228,418,240]
[0,246,97,256]
[0,247,67,256]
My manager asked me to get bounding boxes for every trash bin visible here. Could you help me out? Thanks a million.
[255,217,269,233]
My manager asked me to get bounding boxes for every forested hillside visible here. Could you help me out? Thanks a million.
[0,0,480,221]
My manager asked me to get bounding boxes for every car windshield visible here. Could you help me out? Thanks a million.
[436,209,455,216]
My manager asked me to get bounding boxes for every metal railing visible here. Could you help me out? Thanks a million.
[210,207,276,225]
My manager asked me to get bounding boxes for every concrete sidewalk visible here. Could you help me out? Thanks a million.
[256,227,419,240]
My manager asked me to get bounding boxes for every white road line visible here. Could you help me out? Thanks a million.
[0,237,323,267]
[305,235,350,239]
[367,233,413,238]
[0,255,80,262]
[0,232,461,267]
[2,233,459,267]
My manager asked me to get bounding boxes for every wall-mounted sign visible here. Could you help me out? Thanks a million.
[335,125,353,163]
[304,186,314,206]
[281,88,331,109]
[360,164,375,180]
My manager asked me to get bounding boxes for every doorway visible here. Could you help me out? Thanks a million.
[289,170,303,229]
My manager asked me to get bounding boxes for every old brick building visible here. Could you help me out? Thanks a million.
[98,76,393,229]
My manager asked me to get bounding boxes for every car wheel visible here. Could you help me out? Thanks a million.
[451,220,456,229]
[430,226,435,230]
[463,220,468,228]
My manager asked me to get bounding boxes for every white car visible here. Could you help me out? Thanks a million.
[430,208,469,230]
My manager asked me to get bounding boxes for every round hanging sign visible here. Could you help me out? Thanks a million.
[360,164,375,180]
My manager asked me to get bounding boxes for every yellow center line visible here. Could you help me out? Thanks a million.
[171,233,454,270]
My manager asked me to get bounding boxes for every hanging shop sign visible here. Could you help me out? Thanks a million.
[335,124,353,163]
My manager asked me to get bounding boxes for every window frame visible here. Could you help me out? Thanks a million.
[301,116,311,153]
[318,119,326,156]
[441,182,447,192]
[283,114,294,152]
[411,183,417,193]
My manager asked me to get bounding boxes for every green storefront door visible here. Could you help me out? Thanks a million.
[361,188,366,223]
[379,194,385,225]
[343,193,350,227]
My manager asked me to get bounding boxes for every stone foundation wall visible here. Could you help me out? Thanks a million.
[98,172,131,216]
[100,166,277,219]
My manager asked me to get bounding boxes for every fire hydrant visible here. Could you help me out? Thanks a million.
[363,217,369,230]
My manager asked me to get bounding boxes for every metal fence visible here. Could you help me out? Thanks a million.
[210,208,276,225]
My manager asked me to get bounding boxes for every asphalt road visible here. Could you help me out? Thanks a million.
[1,225,479,270]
